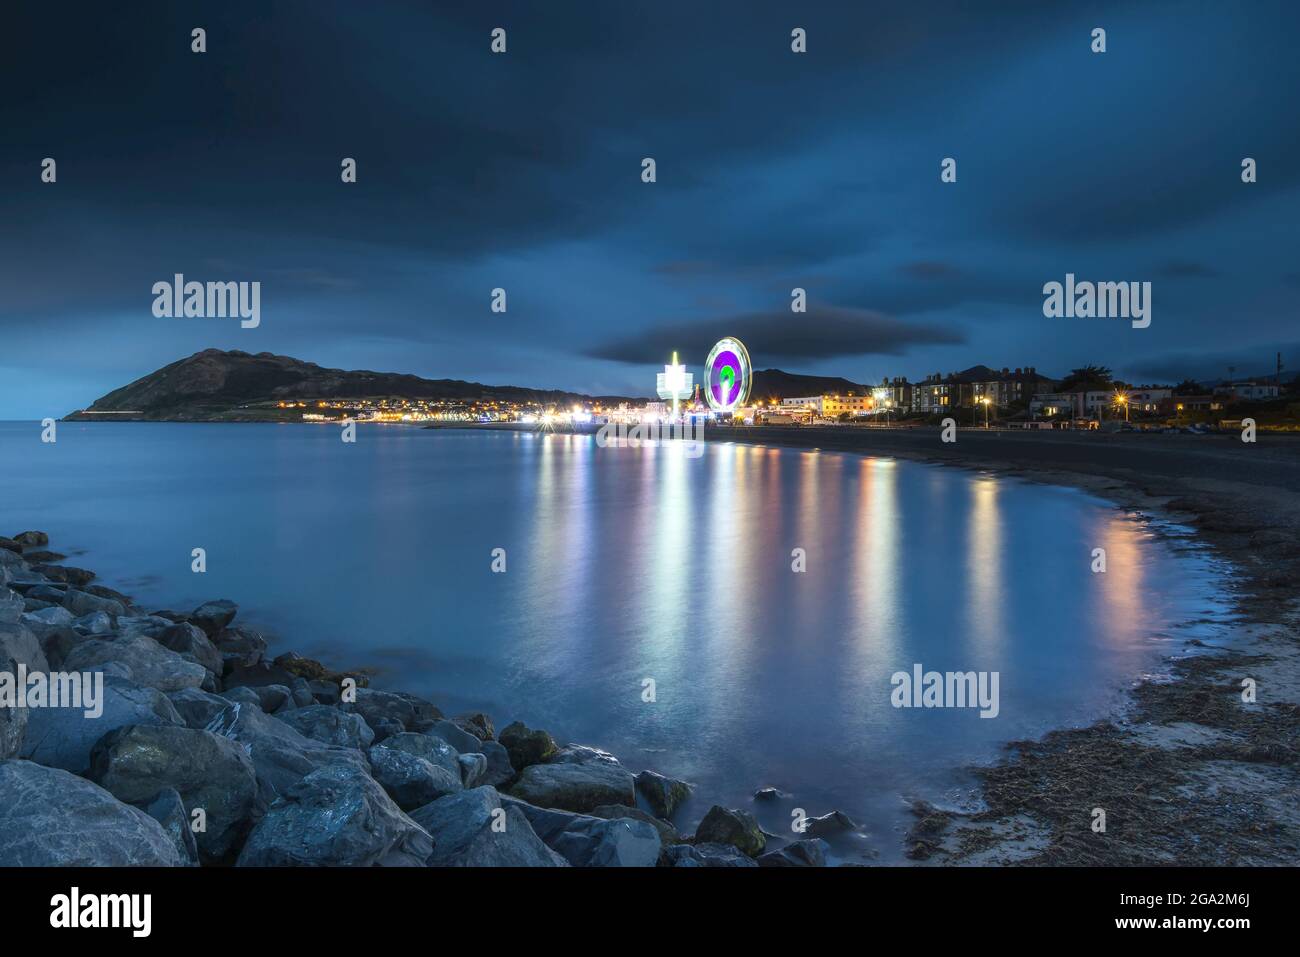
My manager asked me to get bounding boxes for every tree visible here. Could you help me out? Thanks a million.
[1172,378,1202,396]
[1057,365,1113,392]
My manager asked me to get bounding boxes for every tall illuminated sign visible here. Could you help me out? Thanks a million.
[704,337,752,414]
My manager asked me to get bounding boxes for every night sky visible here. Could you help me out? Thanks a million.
[2,1,1298,418]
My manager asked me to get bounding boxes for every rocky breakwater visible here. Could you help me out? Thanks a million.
[0,531,832,866]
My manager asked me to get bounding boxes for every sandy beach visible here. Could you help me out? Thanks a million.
[702,424,1300,865]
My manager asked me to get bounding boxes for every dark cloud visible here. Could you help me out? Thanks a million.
[1159,261,1219,278]
[585,305,964,365]
[900,261,961,280]
[1127,343,1299,384]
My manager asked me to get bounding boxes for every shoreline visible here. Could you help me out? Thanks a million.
[696,425,1300,864]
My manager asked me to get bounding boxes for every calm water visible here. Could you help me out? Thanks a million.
[2,422,1232,862]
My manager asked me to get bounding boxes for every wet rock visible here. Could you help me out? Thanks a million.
[13,531,49,547]
[289,677,314,708]
[0,760,183,866]
[411,788,566,867]
[135,787,200,866]
[20,675,184,775]
[158,622,223,676]
[61,589,124,619]
[309,680,340,704]
[21,605,73,629]
[451,711,494,741]
[71,611,113,635]
[458,752,487,787]
[341,688,415,733]
[190,599,238,637]
[37,626,82,670]
[275,704,375,750]
[478,739,515,787]
[695,806,766,857]
[509,760,636,813]
[758,838,830,867]
[393,692,443,729]
[213,626,268,671]
[63,634,207,693]
[589,804,680,845]
[220,686,263,709]
[0,536,21,554]
[376,731,461,774]
[86,583,135,607]
[754,786,786,801]
[663,842,758,867]
[635,769,691,819]
[498,720,558,770]
[423,718,480,754]
[167,687,231,729]
[33,564,96,588]
[802,809,857,838]
[368,743,462,810]
[237,763,432,867]
[22,550,66,563]
[89,724,258,862]
[498,796,661,866]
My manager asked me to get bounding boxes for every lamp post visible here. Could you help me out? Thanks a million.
[981,395,991,428]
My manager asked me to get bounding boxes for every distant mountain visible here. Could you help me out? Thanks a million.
[748,368,871,403]
[65,349,644,421]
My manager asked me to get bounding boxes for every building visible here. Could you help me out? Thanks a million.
[911,366,1055,414]
[781,394,874,419]
[1214,381,1280,401]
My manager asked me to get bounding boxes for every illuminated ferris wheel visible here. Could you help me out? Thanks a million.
[704,337,752,414]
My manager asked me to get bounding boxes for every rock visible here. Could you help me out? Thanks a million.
[33,564,96,587]
[635,769,691,819]
[204,701,370,811]
[509,760,636,814]
[213,626,268,671]
[0,760,183,866]
[695,806,766,857]
[458,752,487,787]
[377,732,462,775]
[478,739,515,787]
[272,651,366,687]
[368,744,462,810]
[497,796,661,866]
[37,626,82,669]
[158,622,223,676]
[13,531,49,547]
[289,678,315,708]
[190,599,238,637]
[71,611,113,635]
[590,804,680,846]
[89,724,258,863]
[423,718,480,754]
[275,705,375,750]
[22,605,74,629]
[341,688,415,734]
[86,584,135,607]
[27,584,68,604]
[451,711,494,741]
[63,634,208,693]
[0,537,21,554]
[22,550,66,563]
[220,686,264,709]
[802,810,857,838]
[2,589,27,623]
[393,692,443,728]
[61,589,125,619]
[20,675,185,775]
[167,687,233,729]
[411,788,567,867]
[135,787,200,866]
[0,621,49,759]
[549,743,622,765]
[663,842,758,868]
[309,680,340,705]
[758,838,830,867]
[254,684,295,713]
[754,786,787,801]
[237,763,432,867]
[498,720,557,769]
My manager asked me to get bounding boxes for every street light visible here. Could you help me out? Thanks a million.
[980,395,991,428]
[1114,391,1129,422]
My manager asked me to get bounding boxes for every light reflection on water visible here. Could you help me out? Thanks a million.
[1,423,1232,862]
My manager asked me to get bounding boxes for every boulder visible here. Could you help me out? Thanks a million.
[635,769,691,819]
[498,720,557,769]
[309,680,341,705]
[393,692,443,728]
[275,705,375,750]
[86,584,135,607]
[0,621,48,759]
[549,743,622,765]
[63,634,207,693]
[368,744,462,810]
[204,701,370,812]
[213,627,268,671]
[753,786,786,801]
[135,787,200,866]
[663,842,759,867]
[590,804,680,846]
[236,763,432,867]
[498,796,661,867]
[167,687,232,729]
[694,806,766,857]
[220,686,263,709]
[451,711,494,741]
[509,759,635,813]
[0,536,21,554]
[458,752,487,787]
[33,564,96,588]
[341,688,415,734]
[423,718,480,754]
[478,739,515,787]
[71,611,113,635]
[190,599,238,637]
[21,605,74,629]
[37,626,82,670]
[158,622,223,676]
[0,760,183,866]
[13,531,49,547]
[289,678,315,708]
[376,731,462,776]
[1,589,26,623]
[20,675,184,775]
[411,788,567,867]
[801,810,858,838]
[61,589,125,619]
[89,724,258,863]
[757,838,830,867]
